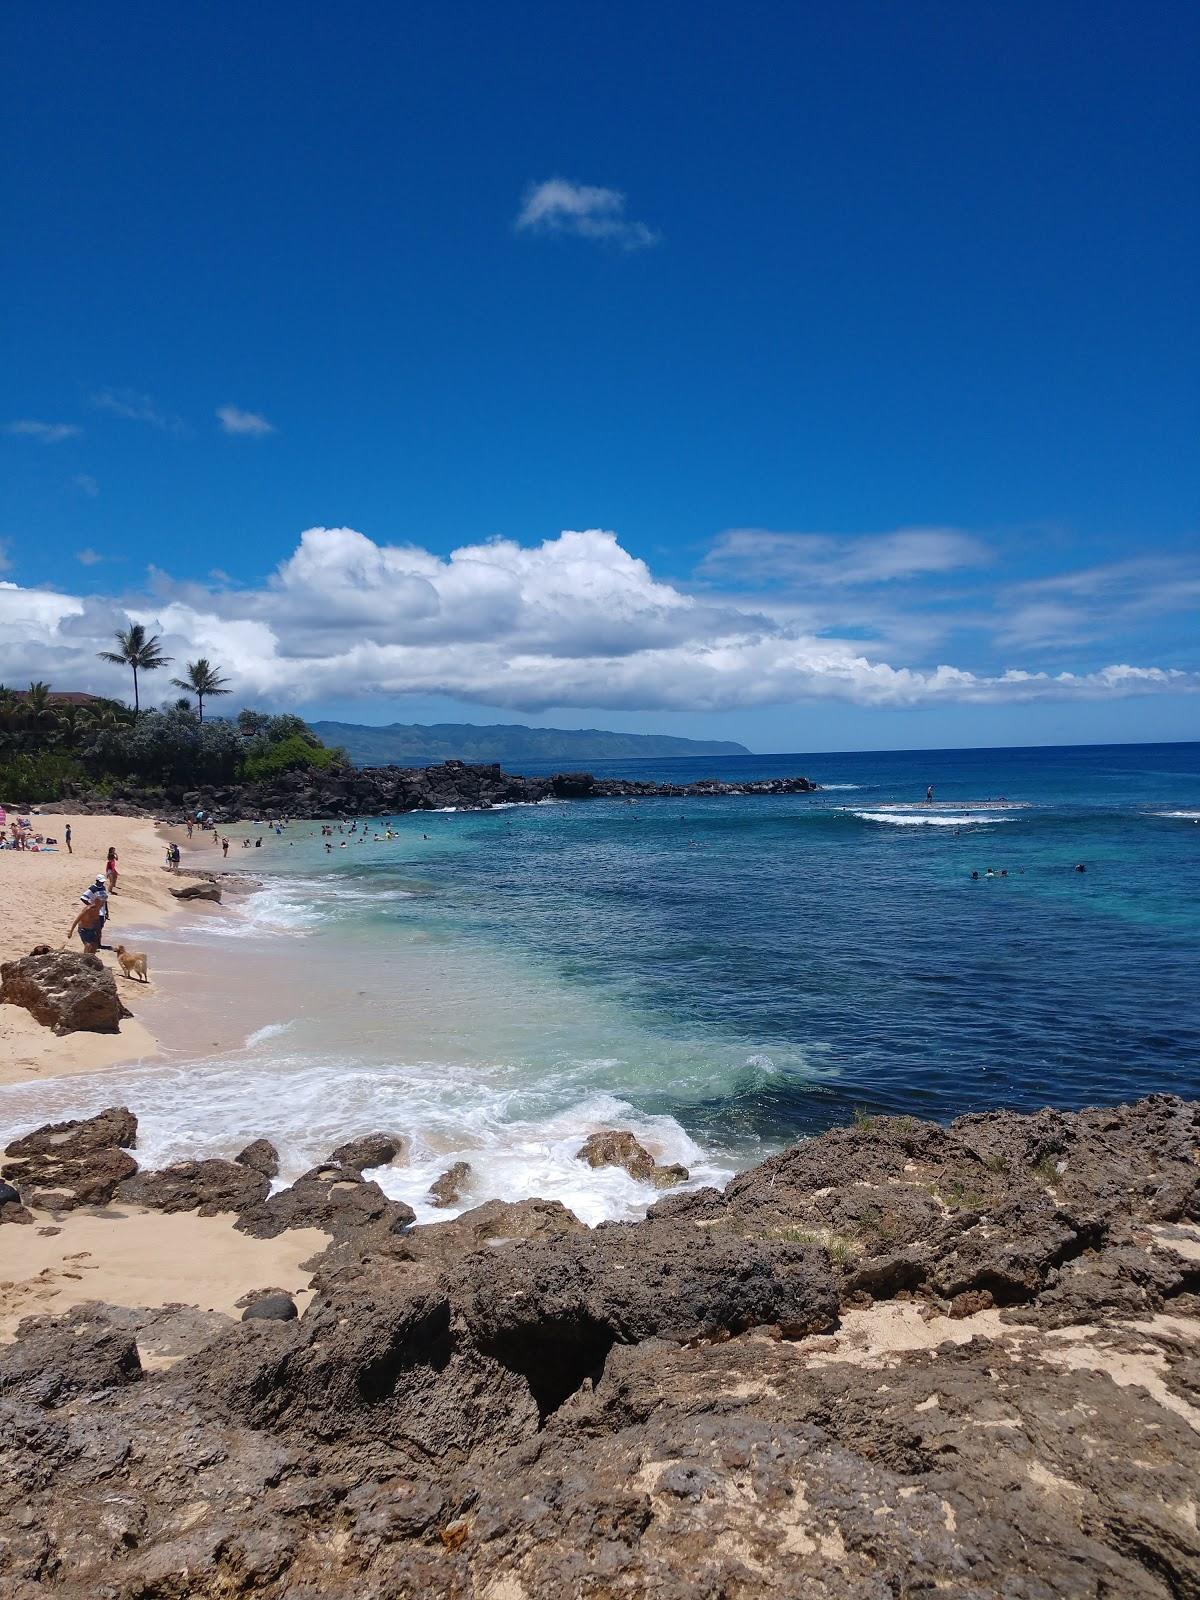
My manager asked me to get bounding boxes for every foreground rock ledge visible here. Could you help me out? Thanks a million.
[0,1094,1196,1598]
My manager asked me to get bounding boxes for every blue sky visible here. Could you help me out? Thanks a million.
[2,0,1197,751]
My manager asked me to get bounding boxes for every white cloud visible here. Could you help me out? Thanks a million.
[73,473,100,497]
[91,388,186,434]
[4,420,81,444]
[217,405,275,437]
[702,527,991,586]
[516,178,660,250]
[76,548,104,566]
[0,526,1193,714]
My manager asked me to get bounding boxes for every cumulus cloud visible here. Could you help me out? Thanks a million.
[4,420,81,444]
[516,178,660,250]
[0,526,1194,715]
[217,404,275,437]
[90,388,186,434]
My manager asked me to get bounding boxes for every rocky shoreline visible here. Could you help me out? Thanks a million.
[52,759,819,822]
[1,1094,1197,1596]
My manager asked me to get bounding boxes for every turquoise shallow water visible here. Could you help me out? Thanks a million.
[2,741,1197,1221]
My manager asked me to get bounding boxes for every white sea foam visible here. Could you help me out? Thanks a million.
[0,1055,733,1226]
[853,810,1013,827]
[1152,810,1200,820]
[244,1021,293,1048]
[820,783,862,790]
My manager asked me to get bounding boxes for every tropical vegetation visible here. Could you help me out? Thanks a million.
[0,678,342,803]
[95,624,173,714]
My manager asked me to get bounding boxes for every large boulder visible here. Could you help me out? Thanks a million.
[329,1132,408,1170]
[0,949,132,1034]
[235,1138,280,1179]
[170,881,221,902]
[577,1129,689,1188]
[115,1158,269,1216]
[235,1164,415,1241]
[2,1107,139,1210]
[428,1161,472,1208]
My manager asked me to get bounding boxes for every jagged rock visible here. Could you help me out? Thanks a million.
[0,950,132,1034]
[381,1197,586,1271]
[329,1132,408,1170]
[170,881,221,902]
[0,1308,142,1408]
[234,1139,280,1179]
[242,1293,298,1322]
[428,1161,471,1208]
[235,1164,415,1241]
[576,1129,689,1187]
[115,1158,269,1216]
[0,1199,33,1224]
[3,1108,140,1210]
[0,1096,1197,1599]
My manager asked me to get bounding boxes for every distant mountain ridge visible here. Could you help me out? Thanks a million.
[308,720,750,766]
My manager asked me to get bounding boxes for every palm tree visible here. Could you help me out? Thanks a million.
[169,658,231,722]
[97,624,172,715]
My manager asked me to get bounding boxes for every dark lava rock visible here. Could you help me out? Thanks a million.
[235,1163,416,1241]
[0,949,133,1034]
[0,1199,33,1224]
[3,1108,140,1210]
[242,1293,298,1323]
[5,1106,137,1158]
[577,1129,689,1188]
[116,1158,269,1216]
[329,1131,408,1170]
[0,1095,1196,1600]
[170,880,222,901]
[234,1138,280,1179]
[428,1161,472,1208]
[0,1308,142,1409]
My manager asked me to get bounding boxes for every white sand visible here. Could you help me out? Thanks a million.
[0,813,188,1085]
[0,1205,329,1340]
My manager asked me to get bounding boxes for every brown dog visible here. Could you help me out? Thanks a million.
[115,945,149,982]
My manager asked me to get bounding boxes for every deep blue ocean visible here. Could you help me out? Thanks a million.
[4,741,1198,1223]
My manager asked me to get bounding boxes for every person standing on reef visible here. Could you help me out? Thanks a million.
[925,784,934,805]
[64,823,72,855]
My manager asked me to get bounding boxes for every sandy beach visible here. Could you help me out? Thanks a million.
[0,810,336,1343]
[0,812,179,1086]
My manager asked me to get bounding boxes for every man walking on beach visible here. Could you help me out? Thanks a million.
[65,892,105,953]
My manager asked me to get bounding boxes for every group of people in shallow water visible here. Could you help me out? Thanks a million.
[970,863,1087,880]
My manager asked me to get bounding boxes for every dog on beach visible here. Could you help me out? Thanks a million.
[115,945,149,982]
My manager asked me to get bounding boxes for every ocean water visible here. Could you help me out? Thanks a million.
[3,742,1198,1223]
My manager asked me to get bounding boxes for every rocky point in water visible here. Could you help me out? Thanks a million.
[54,758,820,822]
[0,1094,1196,1597]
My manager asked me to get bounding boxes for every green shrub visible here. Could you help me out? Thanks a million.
[0,750,86,803]
[242,734,341,782]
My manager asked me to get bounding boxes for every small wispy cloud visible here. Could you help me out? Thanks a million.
[76,547,105,566]
[0,538,10,573]
[516,178,660,250]
[91,388,186,434]
[216,404,275,437]
[702,527,991,587]
[4,419,81,444]
[73,473,100,498]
